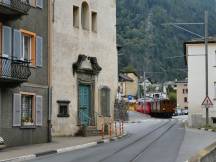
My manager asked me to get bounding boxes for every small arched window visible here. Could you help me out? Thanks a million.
[81,2,90,30]
[100,87,111,117]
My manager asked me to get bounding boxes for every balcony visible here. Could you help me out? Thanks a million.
[0,57,31,86]
[0,0,31,17]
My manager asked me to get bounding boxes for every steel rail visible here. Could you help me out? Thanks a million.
[98,119,174,162]
[129,120,177,162]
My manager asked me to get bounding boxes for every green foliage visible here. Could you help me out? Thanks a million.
[121,64,137,73]
[168,92,177,102]
[117,0,216,82]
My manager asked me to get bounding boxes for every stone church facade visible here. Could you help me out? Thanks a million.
[51,0,118,136]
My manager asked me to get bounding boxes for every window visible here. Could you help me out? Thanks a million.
[13,93,43,127]
[91,12,97,32]
[184,97,188,103]
[186,89,188,94]
[100,87,111,117]
[215,51,216,66]
[21,94,34,126]
[73,6,79,28]
[214,82,216,98]
[57,100,70,117]
[28,0,36,7]
[182,89,185,94]
[36,0,43,9]
[22,35,31,61]
[20,29,36,65]
[81,2,89,30]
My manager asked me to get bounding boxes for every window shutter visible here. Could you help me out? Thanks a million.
[36,36,43,67]
[100,87,111,117]
[13,93,21,127]
[36,95,43,126]
[2,26,12,58]
[3,0,11,5]
[13,29,22,60]
[36,0,43,9]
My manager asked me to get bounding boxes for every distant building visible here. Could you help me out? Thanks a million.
[118,72,138,98]
[176,80,188,110]
[185,38,216,127]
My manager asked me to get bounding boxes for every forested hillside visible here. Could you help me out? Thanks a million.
[117,0,216,82]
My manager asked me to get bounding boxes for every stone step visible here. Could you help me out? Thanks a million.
[84,126,99,136]
[75,126,99,137]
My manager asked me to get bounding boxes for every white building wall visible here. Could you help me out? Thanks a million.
[187,43,216,127]
[51,0,118,136]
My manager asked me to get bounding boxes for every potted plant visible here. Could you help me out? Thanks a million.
[22,117,34,126]
[0,137,6,150]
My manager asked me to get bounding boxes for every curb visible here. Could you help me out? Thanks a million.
[0,133,127,162]
[199,128,216,132]
[187,141,216,162]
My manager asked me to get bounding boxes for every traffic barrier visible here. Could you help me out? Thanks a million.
[121,121,124,134]
[109,121,112,139]
[100,123,104,140]
[115,121,118,137]
[119,121,122,136]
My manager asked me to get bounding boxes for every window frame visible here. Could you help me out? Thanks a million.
[184,97,188,103]
[20,92,36,127]
[22,34,32,61]
[91,11,97,32]
[81,2,90,30]
[100,86,111,117]
[20,29,36,65]
[73,5,79,28]
[57,100,70,117]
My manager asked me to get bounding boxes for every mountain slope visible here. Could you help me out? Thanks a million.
[117,0,216,82]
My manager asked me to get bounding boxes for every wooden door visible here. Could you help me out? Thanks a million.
[79,84,91,126]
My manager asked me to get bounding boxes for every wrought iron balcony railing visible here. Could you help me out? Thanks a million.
[0,0,31,16]
[0,56,31,82]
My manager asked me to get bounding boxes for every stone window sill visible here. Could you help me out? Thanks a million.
[57,114,70,118]
[20,125,36,129]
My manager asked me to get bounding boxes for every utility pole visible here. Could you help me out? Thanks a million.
[143,71,146,98]
[162,11,210,127]
[204,11,209,126]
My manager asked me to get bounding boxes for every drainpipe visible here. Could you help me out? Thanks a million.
[47,0,53,143]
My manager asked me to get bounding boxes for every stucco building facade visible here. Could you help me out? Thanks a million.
[185,38,216,128]
[176,80,188,110]
[51,0,118,136]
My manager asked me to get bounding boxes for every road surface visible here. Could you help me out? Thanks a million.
[27,116,185,162]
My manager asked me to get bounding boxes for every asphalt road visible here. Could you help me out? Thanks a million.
[27,118,185,162]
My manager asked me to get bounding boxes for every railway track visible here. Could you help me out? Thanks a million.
[129,120,177,162]
[99,119,177,162]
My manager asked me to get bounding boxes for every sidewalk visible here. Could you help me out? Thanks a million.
[0,135,111,161]
[176,127,216,162]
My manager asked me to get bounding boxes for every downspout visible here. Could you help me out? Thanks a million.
[47,0,53,143]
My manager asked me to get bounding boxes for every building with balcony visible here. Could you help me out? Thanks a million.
[0,0,50,146]
[51,0,118,136]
